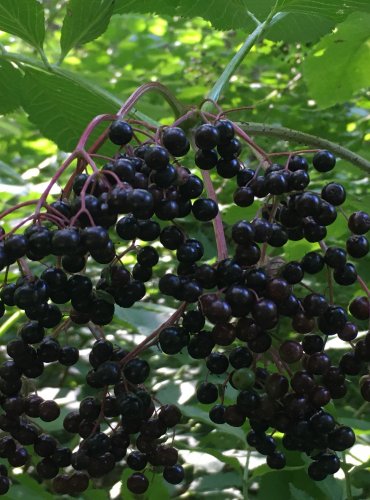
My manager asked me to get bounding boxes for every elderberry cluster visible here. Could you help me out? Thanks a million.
[0,114,369,495]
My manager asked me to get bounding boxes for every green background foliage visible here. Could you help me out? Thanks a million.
[0,1,369,498]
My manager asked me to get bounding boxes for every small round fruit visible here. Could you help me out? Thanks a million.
[231,368,255,390]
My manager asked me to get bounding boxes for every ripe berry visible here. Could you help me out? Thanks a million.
[162,127,189,156]
[109,120,133,145]
[346,235,369,258]
[321,182,346,206]
[192,198,219,221]
[349,296,370,320]
[312,150,336,172]
[196,382,218,404]
[194,124,220,149]
[163,464,185,484]
[348,211,370,234]
[127,473,149,494]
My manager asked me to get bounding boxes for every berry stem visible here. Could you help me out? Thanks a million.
[117,82,185,119]
[232,122,271,166]
[34,152,79,219]
[200,171,229,261]
[120,302,187,366]
[357,275,370,297]
[76,114,118,151]
[0,200,39,224]
[78,83,184,172]
[17,258,32,277]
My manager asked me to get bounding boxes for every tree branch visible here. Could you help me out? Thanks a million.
[238,122,370,173]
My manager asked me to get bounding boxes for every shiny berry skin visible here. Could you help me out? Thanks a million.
[328,426,355,451]
[301,251,324,274]
[348,211,370,235]
[195,149,218,170]
[206,352,229,374]
[267,452,286,470]
[312,150,336,172]
[324,247,346,269]
[192,198,219,221]
[333,263,357,286]
[124,359,150,384]
[346,235,369,258]
[349,296,370,320]
[127,473,149,494]
[321,182,346,206]
[163,464,185,484]
[196,382,218,404]
[109,120,133,145]
[162,127,190,156]
[194,124,220,149]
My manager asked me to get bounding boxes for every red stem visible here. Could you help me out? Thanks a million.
[200,171,228,261]
[120,302,187,367]
[34,152,79,219]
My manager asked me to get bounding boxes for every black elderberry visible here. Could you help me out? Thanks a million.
[163,464,185,484]
[109,120,133,145]
[195,124,220,149]
[162,126,190,156]
[313,150,336,172]
[346,235,369,258]
[321,182,346,206]
[288,155,309,172]
[192,198,219,221]
[159,327,189,355]
[124,358,150,384]
[195,148,218,170]
[348,211,370,235]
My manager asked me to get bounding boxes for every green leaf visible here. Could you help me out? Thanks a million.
[20,66,119,151]
[115,302,176,335]
[289,484,314,500]
[267,13,334,43]
[0,0,45,49]
[113,0,256,32]
[258,469,339,500]
[196,471,243,491]
[303,12,370,108]
[3,473,54,499]
[0,60,23,114]
[278,0,370,19]
[113,0,370,43]
[60,0,115,61]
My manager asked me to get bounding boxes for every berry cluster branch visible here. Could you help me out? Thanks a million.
[120,302,188,367]
[238,122,370,173]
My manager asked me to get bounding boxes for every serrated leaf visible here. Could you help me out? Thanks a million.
[60,0,115,60]
[113,0,256,31]
[20,66,120,151]
[279,0,370,19]
[303,12,370,108]
[0,0,45,49]
[113,0,370,43]
[0,60,23,114]
[267,13,334,43]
